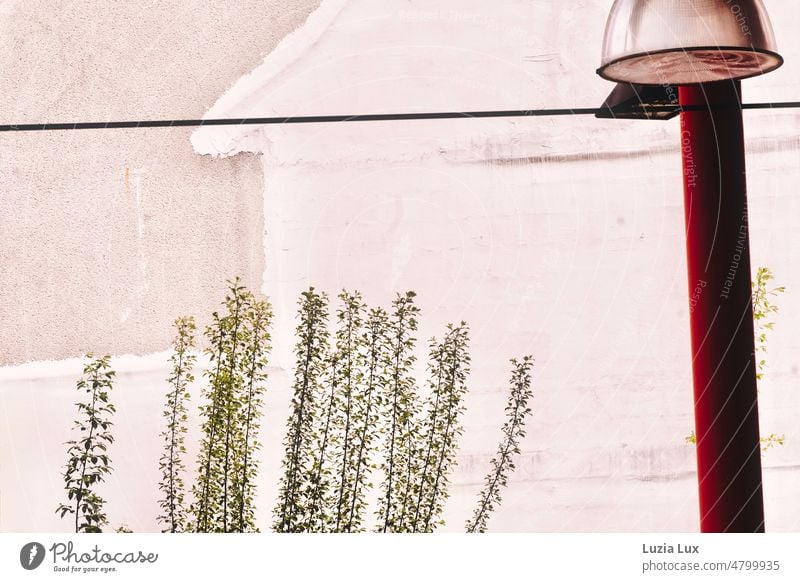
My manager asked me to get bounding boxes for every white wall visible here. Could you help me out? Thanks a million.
[2,0,800,532]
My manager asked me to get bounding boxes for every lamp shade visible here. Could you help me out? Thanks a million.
[597,0,782,85]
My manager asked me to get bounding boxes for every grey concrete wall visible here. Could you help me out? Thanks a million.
[0,0,320,364]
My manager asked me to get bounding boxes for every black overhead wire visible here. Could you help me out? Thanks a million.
[0,101,799,132]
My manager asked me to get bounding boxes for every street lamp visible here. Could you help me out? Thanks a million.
[596,0,784,533]
[598,0,782,85]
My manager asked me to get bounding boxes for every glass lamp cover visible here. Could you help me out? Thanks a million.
[598,0,782,85]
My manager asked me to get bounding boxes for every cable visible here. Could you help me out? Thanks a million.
[1,102,799,132]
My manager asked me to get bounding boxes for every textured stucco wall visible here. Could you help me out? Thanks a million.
[196,0,800,533]
[2,0,800,533]
[0,0,320,364]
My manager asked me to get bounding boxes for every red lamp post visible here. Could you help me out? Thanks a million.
[597,0,784,532]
